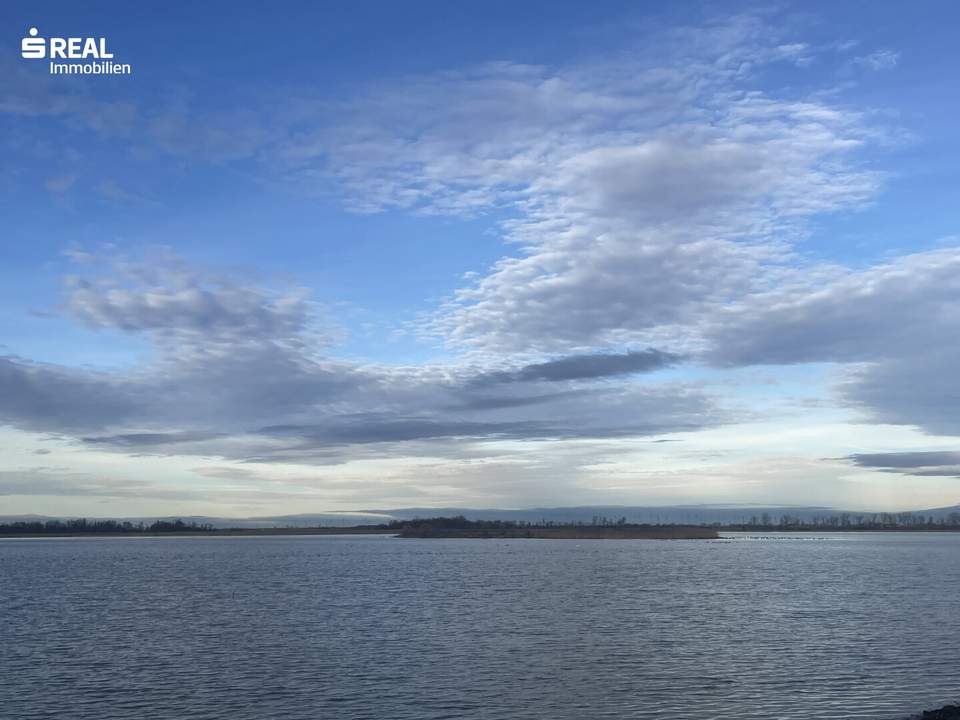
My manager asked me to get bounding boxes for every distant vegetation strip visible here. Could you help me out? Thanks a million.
[3,511,960,538]
[393,516,717,539]
[0,518,216,535]
[0,519,391,536]
[719,509,960,531]
[0,516,718,539]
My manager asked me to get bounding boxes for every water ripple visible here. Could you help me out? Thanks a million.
[1,533,958,719]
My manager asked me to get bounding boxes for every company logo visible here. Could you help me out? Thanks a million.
[21,27,45,58]
[20,27,131,75]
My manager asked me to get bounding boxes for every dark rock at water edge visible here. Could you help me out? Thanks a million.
[908,705,960,720]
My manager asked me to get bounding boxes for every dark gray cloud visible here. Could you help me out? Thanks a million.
[849,451,960,469]
[448,389,587,411]
[846,451,960,477]
[0,356,134,433]
[3,344,720,461]
[256,409,707,447]
[707,251,960,368]
[258,418,554,444]
[842,349,960,437]
[476,350,679,385]
[76,386,718,459]
[82,431,226,448]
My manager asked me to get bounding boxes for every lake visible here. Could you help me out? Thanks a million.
[2,533,958,719]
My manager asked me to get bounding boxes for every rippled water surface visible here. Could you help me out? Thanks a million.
[2,533,959,719]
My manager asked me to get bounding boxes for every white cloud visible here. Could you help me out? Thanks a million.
[706,248,960,435]
[64,249,323,352]
[44,175,76,193]
[274,22,885,358]
[854,50,900,71]
[0,252,723,469]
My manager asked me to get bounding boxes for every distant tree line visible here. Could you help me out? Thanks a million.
[389,513,960,533]
[392,515,653,532]
[3,512,959,536]
[726,511,960,531]
[0,518,215,535]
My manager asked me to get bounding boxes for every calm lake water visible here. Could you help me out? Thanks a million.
[1,533,958,719]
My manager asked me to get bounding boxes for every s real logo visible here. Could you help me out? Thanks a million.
[21,27,131,75]
[21,28,45,58]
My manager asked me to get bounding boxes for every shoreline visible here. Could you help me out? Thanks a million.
[0,527,717,540]
[5,526,960,540]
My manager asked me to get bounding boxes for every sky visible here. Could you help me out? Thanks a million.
[1,1,959,517]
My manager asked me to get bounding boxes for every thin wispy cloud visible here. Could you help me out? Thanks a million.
[854,49,900,71]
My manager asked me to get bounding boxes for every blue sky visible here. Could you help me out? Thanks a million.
[2,1,960,516]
